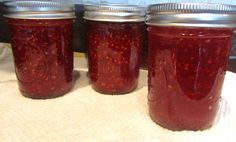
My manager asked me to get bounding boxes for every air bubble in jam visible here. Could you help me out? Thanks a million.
[8,19,73,99]
[86,21,145,94]
[148,26,233,130]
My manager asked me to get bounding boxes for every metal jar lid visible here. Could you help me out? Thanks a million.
[146,3,236,27]
[83,4,146,22]
[4,1,75,19]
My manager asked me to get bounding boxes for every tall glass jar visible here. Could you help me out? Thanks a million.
[146,3,236,130]
[4,1,75,99]
[84,5,146,94]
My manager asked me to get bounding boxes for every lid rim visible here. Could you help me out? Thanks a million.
[84,17,145,22]
[84,4,145,22]
[4,1,75,19]
[146,3,236,28]
[147,3,236,13]
[146,22,236,28]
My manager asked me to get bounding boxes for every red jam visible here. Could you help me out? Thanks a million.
[8,19,73,99]
[86,21,145,94]
[140,26,148,69]
[148,26,233,130]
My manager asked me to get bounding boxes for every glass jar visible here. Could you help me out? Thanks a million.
[4,1,75,99]
[146,3,236,130]
[84,5,146,94]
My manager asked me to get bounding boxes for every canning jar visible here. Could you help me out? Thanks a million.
[146,3,236,130]
[84,5,146,94]
[4,1,75,99]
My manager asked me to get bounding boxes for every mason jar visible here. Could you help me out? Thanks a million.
[146,3,236,130]
[84,5,146,94]
[4,1,75,99]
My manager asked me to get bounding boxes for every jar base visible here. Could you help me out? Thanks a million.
[149,109,214,131]
[91,83,138,95]
[20,87,72,99]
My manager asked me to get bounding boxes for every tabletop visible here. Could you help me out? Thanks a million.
[0,45,236,142]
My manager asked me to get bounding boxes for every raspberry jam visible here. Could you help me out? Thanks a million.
[86,21,145,94]
[8,19,73,99]
[148,26,233,130]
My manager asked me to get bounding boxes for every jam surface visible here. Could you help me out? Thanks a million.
[8,19,73,99]
[86,21,145,94]
[148,26,233,130]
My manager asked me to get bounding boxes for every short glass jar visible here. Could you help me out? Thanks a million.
[4,1,75,99]
[84,5,146,94]
[146,3,236,130]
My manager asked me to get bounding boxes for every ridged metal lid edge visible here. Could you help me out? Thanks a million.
[84,4,146,22]
[146,3,236,27]
[4,1,75,19]
[148,3,236,13]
